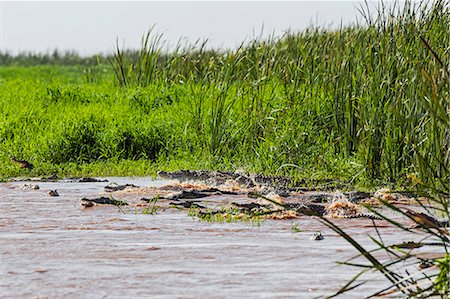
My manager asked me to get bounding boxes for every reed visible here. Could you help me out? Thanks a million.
[0,1,447,190]
[321,1,449,297]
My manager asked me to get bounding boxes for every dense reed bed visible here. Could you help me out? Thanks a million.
[0,1,448,192]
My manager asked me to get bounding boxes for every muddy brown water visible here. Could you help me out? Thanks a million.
[0,177,441,298]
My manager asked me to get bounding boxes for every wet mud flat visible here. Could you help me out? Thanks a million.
[0,175,444,298]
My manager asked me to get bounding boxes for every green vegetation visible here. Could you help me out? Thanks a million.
[0,1,448,193]
[290,222,303,233]
[0,1,448,296]
[189,207,264,225]
[0,50,104,67]
[142,196,160,215]
[311,2,449,297]
[322,200,449,298]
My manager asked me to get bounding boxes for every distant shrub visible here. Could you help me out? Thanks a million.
[105,125,168,160]
[46,118,170,164]
[47,121,102,164]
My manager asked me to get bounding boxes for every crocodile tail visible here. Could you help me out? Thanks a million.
[354,213,383,220]
[329,213,384,220]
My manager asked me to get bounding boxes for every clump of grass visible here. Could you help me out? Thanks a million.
[47,120,103,164]
[142,196,160,215]
[108,26,165,87]
[290,222,303,233]
[80,55,110,84]
[189,207,263,225]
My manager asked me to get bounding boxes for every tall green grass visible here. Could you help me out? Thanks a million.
[0,0,448,189]
[319,1,449,297]
[104,0,449,187]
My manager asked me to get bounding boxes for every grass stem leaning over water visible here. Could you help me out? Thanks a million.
[322,1,449,297]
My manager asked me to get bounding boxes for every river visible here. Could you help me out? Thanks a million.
[0,177,439,298]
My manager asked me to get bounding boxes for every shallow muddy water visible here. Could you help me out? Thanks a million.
[0,177,441,298]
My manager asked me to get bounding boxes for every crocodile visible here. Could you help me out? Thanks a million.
[105,183,139,192]
[81,196,128,206]
[248,192,326,216]
[40,173,59,182]
[164,190,213,200]
[231,202,272,214]
[157,170,390,221]
[78,177,109,183]
[252,174,295,190]
[158,170,297,196]
[404,209,449,230]
[306,191,373,203]
[287,204,383,219]
[170,200,206,209]
[389,241,444,249]
[158,171,379,202]
[158,170,255,188]
[249,192,382,220]
[153,189,233,201]
[189,187,238,196]
[284,202,327,216]
[329,213,384,220]
[231,202,269,211]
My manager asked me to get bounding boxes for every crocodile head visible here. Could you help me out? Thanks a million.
[157,171,172,179]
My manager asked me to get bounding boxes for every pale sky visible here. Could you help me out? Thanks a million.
[0,1,387,55]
